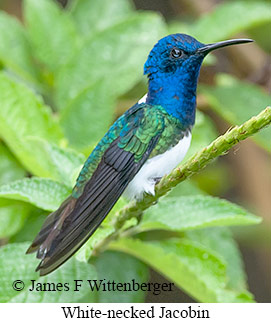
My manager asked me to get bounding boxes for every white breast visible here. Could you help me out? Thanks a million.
[123,132,192,200]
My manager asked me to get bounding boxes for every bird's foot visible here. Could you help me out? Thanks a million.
[154,177,162,185]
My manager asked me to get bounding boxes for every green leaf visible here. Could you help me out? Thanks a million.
[70,0,133,36]
[38,140,84,187]
[0,72,64,177]
[168,2,271,46]
[60,82,115,151]
[200,74,271,150]
[25,137,84,186]
[185,228,248,293]
[93,251,149,302]
[138,195,261,233]
[0,143,26,186]
[0,177,70,211]
[0,243,97,302]
[0,143,30,239]
[56,13,166,107]
[191,1,271,43]
[0,199,30,238]
[76,226,115,263]
[10,209,48,243]
[110,237,251,302]
[24,0,78,71]
[0,12,38,83]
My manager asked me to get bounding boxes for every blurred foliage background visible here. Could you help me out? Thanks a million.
[0,0,270,303]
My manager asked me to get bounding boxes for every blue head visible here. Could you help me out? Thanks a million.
[144,33,252,127]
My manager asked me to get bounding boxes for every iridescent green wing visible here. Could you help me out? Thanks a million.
[72,103,165,197]
[118,105,166,161]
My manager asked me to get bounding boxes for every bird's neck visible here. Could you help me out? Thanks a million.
[146,65,201,127]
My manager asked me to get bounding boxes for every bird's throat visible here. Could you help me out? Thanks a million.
[146,65,202,127]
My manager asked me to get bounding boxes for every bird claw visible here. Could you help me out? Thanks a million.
[154,177,162,185]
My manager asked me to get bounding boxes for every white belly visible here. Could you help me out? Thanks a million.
[123,132,192,200]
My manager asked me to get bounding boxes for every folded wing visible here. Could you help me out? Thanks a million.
[27,105,165,275]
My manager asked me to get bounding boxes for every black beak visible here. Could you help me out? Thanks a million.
[197,38,254,55]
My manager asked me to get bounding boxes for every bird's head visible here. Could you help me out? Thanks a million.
[144,33,253,126]
[144,33,253,79]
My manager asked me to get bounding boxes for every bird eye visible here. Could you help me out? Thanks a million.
[170,48,183,59]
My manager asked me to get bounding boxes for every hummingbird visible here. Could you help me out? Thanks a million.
[27,34,253,275]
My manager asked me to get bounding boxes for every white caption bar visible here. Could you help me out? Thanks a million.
[0,303,270,322]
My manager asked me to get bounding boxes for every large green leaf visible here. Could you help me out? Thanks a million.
[24,0,78,71]
[0,144,29,239]
[186,228,248,292]
[0,143,26,186]
[169,2,271,66]
[37,140,84,187]
[200,74,271,150]
[0,12,38,84]
[91,251,149,303]
[192,1,271,43]
[60,81,115,151]
[25,137,84,186]
[56,13,166,107]
[138,195,261,233]
[10,209,48,243]
[0,177,70,211]
[0,73,64,177]
[76,226,114,263]
[0,199,30,238]
[110,237,252,302]
[70,0,133,36]
[0,243,97,302]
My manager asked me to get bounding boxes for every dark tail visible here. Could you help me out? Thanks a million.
[26,196,79,275]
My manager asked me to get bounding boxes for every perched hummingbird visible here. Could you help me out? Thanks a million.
[27,34,252,275]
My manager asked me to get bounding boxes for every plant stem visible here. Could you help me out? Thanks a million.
[93,106,271,255]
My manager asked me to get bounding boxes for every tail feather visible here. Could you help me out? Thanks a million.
[26,197,75,254]
[26,196,77,257]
